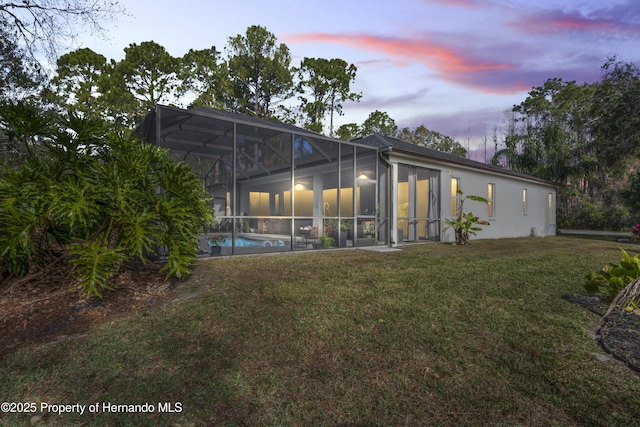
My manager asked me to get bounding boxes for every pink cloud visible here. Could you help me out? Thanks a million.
[283,32,521,94]
[509,9,640,37]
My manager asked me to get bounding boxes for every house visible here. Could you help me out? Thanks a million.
[135,104,557,256]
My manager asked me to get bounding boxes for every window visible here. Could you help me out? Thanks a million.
[284,189,314,216]
[548,193,554,224]
[249,192,270,216]
[487,183,495,218]
[450,178,460,216]
[522,188,527,215]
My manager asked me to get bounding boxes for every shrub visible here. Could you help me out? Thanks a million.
[443,191,489,245]
[0,103,213,297]
[585,249,640,311]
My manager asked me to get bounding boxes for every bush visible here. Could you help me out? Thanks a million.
[0,103,213,297]
[585,248,640,304]
[443,191,489,245]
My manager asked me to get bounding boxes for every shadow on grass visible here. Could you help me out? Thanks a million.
[1,309,250,426]
[3,239,640,426]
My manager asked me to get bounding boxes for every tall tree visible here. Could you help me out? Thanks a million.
[591,58,640,171]
[49,47,107,117]
[0,30,44,101]
[491,70,639,230]
[109,41,181,126]
[360,110,397,137]
[0,0,125,62]
[490,110,520,168]
[226,25,292,119]
[397,125,467,157]
[295,57,360,135]
[494,78,596,184]
[180,46,231,109]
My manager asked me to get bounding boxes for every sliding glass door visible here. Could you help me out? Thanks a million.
[397,165,440,242]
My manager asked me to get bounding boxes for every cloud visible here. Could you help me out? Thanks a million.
[357,87,431,110]
[399,106,524,162]
[401,106,505,138]
[283,1,637,109]
[283,32,524,94]
[353,58,397,68]
[418,0,480,8]
[509,3,640,38]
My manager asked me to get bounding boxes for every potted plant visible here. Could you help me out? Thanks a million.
[360,204,380,239]
[324,219,351,248]
[207,235,226,255]
[319,234,333,249]
[362,220,375,237]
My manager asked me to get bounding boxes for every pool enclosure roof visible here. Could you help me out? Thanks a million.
[135,104,556,187]
[135,104,378,182]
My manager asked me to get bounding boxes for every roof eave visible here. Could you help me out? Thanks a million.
[384,146,560,188]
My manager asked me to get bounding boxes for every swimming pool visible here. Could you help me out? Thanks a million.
[217,237,286,247]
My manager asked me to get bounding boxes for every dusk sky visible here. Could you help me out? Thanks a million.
[75,0,639,157]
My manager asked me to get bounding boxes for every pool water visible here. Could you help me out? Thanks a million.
[217,237,286,247]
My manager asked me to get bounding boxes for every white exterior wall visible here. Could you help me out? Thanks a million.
[387,154,556,244]
[440,166,556,242]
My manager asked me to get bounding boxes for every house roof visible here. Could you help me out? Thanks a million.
[353,134,558,187]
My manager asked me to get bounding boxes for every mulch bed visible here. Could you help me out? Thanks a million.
[0,263,174,357]
[564,293,640,372]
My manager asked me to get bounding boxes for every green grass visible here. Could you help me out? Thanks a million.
[2,237,640,426]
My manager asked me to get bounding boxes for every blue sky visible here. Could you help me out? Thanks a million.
[75,0,639,157]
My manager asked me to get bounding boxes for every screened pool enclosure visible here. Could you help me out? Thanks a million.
[136,105,393,256]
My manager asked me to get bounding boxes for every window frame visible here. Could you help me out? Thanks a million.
[450,177,460,216]
[487,183,495,219]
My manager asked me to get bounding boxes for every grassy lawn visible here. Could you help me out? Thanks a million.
[2,237,640,426]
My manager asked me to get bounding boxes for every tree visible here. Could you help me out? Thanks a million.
[0,31,44,101]
[180,46,231,109]
[109,41,181,127]
[49,47,107,117]
[621,170,640,218]
[490,67,639,230]
[226,25,293,119]
[513,78,597,182]
[591,57,640,171]
[335,123,360,141]
[295,57,360,135]
[493,79,601,228]
[397,125,467,157]
[360,110,397,136]
[0,0,125,62]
